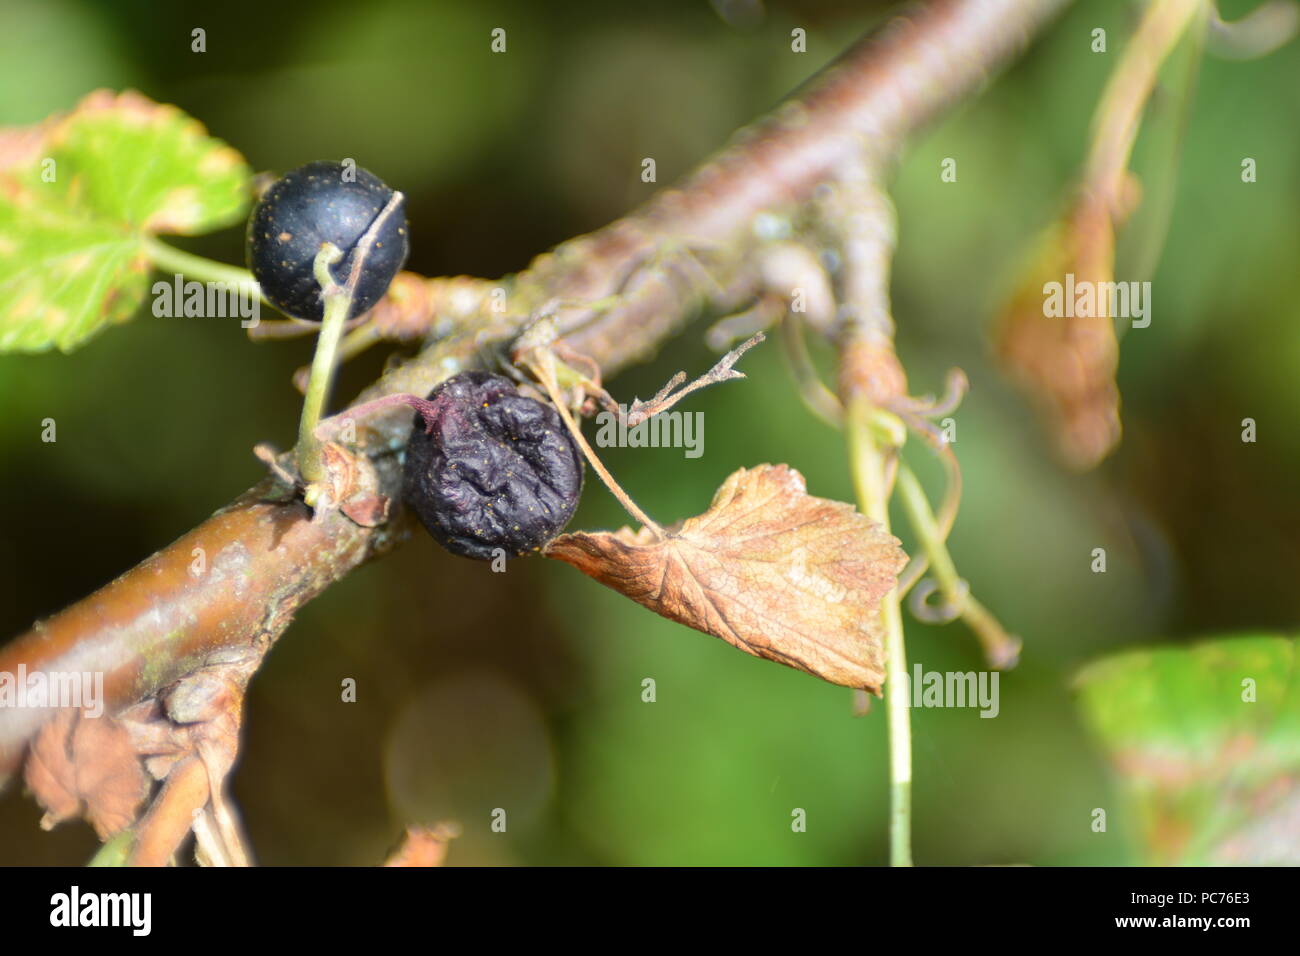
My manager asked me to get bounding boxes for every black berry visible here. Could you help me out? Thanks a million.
[403,371,584,560]
[246,160,408,321]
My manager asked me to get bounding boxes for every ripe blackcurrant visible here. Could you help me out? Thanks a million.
[246,160,408,321]
[403,371,584,560]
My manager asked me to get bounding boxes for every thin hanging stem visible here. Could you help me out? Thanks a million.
[845,398,911,867]
[1083,0,1202,203]
[528,351,665,538]
[895,463,1021,668]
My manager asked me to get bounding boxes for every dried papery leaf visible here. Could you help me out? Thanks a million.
[545,464,907,692]
[996,192,1122,470]
[25,710,149,838]
[23,712,80,826]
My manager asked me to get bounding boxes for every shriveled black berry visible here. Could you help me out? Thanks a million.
[246,160,408,321]
[403,371,584,560]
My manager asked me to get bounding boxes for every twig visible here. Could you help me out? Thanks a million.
[127,757,209,867]
[625,332,765,425]
[192,808,233,867]
[198,737,253,867]
[1,0,1074,791]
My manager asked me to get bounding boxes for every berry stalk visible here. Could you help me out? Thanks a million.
[143,237,265,302]
[292,189,407,484]
[296,243,349,482]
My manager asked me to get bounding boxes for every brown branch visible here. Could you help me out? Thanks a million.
[128,757,209,867]
[0,0,1071,788]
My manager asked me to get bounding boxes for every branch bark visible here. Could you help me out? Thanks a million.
[0,0,1070,786]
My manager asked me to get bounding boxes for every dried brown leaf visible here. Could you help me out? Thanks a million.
[23,712,80,826]
[545,464,906,692]
[996,193,1122,470]
[25,710,149,838]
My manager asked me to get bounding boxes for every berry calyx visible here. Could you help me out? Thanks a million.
[246,160,408,321]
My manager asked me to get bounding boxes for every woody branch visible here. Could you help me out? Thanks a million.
[0,0,1070,786]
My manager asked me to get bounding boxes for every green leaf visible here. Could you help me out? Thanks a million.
[0,90,252,353]
[1076,634,1300,864]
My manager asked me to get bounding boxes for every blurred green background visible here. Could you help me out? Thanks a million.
[1,0,1298,865]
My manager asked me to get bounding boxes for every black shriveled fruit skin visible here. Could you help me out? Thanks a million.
[245,160,408,321]
[403,371,584,560]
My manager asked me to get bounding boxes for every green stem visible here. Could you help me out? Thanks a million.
[896,464,962,596]
[142,237,263,299]
[297,245,349,483]
[1083,0,1203,196]
[845,398,911,867]
[896,463,1021,669]
[293,192,406,486]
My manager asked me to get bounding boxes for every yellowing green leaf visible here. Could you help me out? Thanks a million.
[0,90,252,353]
[1076,634,1300,864]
